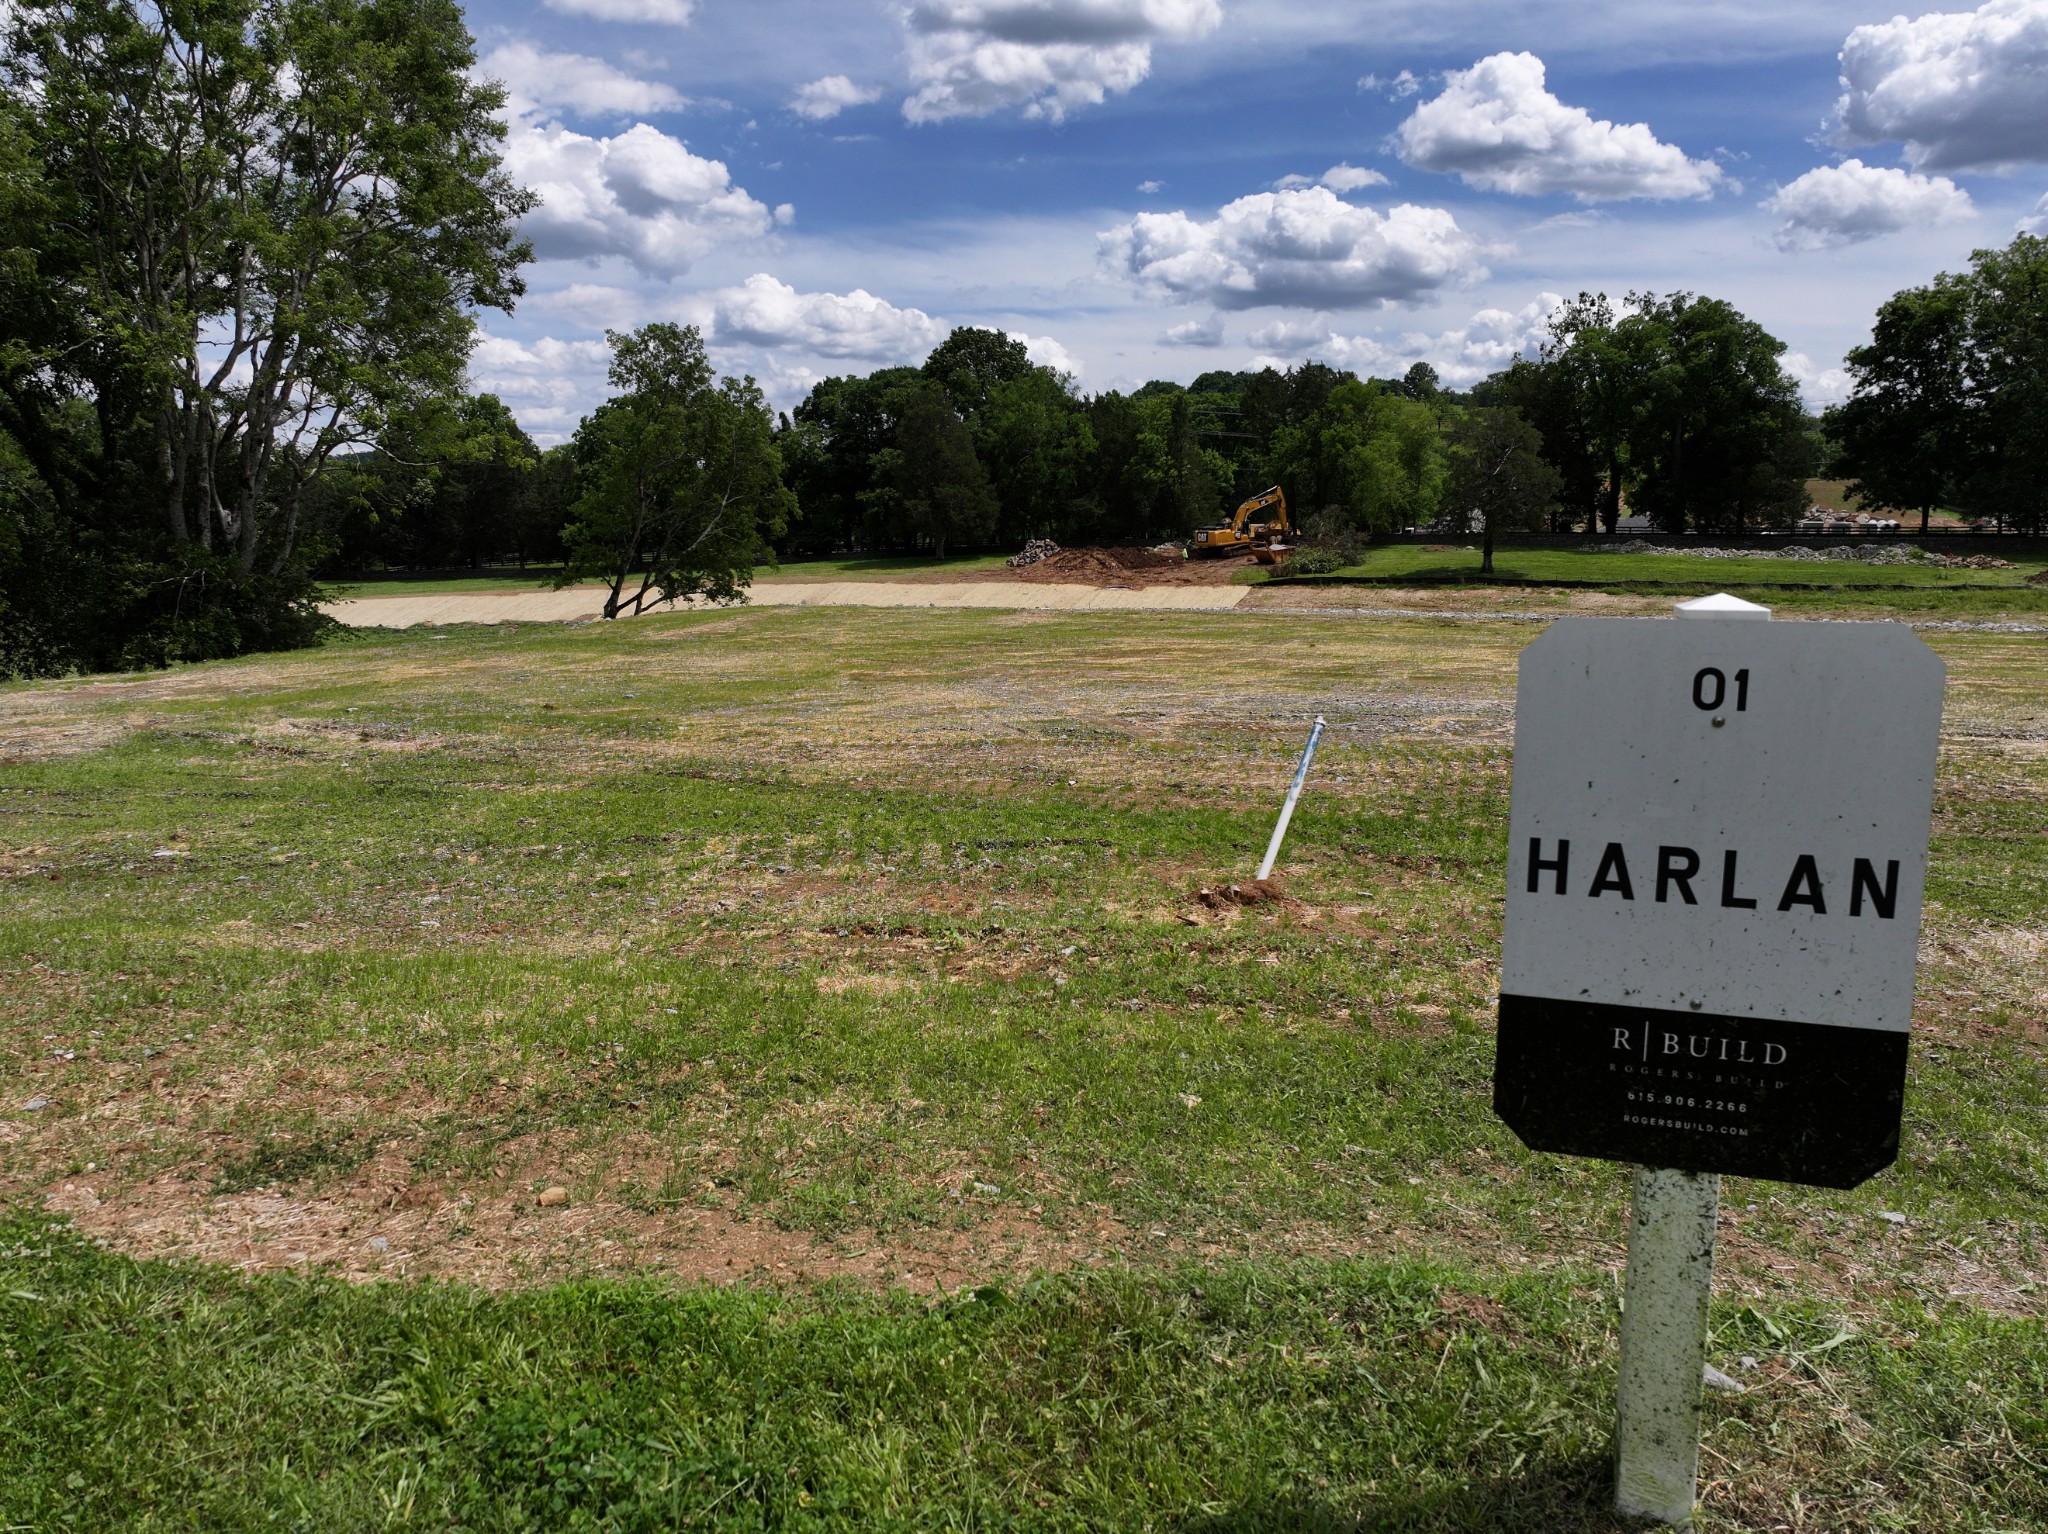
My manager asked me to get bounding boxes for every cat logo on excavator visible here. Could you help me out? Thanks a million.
[1188,486,1293,560]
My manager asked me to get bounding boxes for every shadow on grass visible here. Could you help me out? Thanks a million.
[1178,1452,1641,1533]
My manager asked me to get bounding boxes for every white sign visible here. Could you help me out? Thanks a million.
[1494,616,1944,1187]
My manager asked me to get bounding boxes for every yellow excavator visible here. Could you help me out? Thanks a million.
[1188,485,1293,559]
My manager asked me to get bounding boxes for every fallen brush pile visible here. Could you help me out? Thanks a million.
[1610,540,2013,569]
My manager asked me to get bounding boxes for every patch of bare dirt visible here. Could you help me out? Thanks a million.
[256,717,444,752]
[1190,876,1293,910]
[43,1154,1134,1293]
[814,973,917,997]
[1432,1290,1513,1333]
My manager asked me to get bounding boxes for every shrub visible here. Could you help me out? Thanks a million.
[1279,546,1347,576]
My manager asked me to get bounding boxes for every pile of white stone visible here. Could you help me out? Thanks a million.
[1008,539,1061,568]
[1612,540,1939,565]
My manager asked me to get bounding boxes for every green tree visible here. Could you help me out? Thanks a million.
[1826,278,1972,532]
[1615,293,1811,534]
[1443,407,1560,573]
[561,324,793,618]
[1956,235,2048,532]
[1267,379,1446,537]
[1129,390,1228,532]
[1827,234,2048,534]
[922,328,1035,421]
[1,0,532,673]
[779,368,921,554]
[1543,293,1638,532]
[1399,361,1442,404]
[512,445,577,568]
[312,393,546,571]
[976,367,1095,542]
[1482,357,1605,530]
[864,385,998,557]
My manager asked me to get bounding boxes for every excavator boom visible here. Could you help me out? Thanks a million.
[1189,486,1292,557]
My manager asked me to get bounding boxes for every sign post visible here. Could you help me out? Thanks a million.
[1614,1165,1718,1522]
[1493,594,1944,1524]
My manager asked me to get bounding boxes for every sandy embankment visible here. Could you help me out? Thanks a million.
[321,579,1250,628]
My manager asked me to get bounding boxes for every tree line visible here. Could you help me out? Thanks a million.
[5,0,2046,679]
[780,293,1818,560]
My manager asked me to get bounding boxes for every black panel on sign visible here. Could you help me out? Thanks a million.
[1493,995,1910,1190]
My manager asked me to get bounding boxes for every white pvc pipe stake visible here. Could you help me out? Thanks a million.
[1256,715,1326,881]
[1616,1166,1721,1524]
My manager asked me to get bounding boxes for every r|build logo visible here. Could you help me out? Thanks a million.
[1611,1022,1788,1068]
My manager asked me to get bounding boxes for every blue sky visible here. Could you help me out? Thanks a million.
[456,0,2048,441]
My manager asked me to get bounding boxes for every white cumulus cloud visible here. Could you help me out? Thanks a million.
[1099,186,1485,311]
[2021,191,2048,232]
[1319,163,1389,192]
[902,0,1223,123]
[480,43,684,119]
[1160,313,1225,346]
[1011,330,1081,376]
[504,119,776,277]
[790,75,884,120]
[1763,160,1973,250]
[527,283,644,330]
[1837,0,2048,171]
[1781,352,1853,406]
[467,332,615,439]
[1246,295,1562,386]
[1394,51,1721,201]
[1275,163,1390,192]
[544,0,695,23]
[678,274,950,361]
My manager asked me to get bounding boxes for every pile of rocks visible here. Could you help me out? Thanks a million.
[1932,553,2016,570]
[1610,540,2009,568]
[1008,539,1061,568]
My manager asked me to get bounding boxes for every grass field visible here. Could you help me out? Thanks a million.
[2,603,2044,1529]
[1280,543,2048,589]
[1261,545,2048,622]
